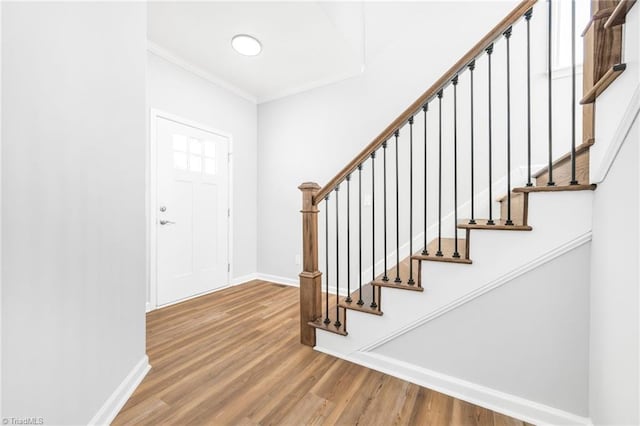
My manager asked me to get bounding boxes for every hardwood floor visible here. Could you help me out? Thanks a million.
[114,280,530,426]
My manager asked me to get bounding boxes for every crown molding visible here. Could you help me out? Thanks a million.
[147,41,258,104]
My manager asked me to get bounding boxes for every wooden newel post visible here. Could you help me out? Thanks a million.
[298,182,322,346]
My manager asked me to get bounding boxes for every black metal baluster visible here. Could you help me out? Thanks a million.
[408,117,416,283]
[570,0,578,185]
[346,175,352,303]
[526,8,533,187]
[547,0,555,186]
[394,130,402,282]
[422,104,429,255]
[371,152,378,308]
[505,27,514,226]
[486,44,495,225]
[469,61,477,224]
[358,164,364,306]
[453,77,460,258]
[383,141,389,281]
[436,90,444,256]
[324,195,330,324]
[334,186,341,327]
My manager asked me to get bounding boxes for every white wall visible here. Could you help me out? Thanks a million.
[147,52,258,292]
[589,118,639,426]
[257,1,582,283]
[1,3,147,424]
[587,5,640,423]
[372,242,592,418]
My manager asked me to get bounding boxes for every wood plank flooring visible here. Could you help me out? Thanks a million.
[113,280,531,426]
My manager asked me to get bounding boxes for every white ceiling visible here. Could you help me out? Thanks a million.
[147,2,366,103]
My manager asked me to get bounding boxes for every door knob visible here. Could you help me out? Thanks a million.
[159,220,176,225]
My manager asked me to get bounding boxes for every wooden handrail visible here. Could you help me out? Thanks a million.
[313,0,538,204]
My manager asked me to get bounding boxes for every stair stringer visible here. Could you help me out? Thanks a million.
[315,190,594,355]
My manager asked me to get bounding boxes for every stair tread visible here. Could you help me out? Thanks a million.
[513,184,596,193]
[308,305,348,336]
[372,279,424,292]
[412,238,471,264]
[339,283,383,315]
[458,219,532,231]
[372,255,423,291]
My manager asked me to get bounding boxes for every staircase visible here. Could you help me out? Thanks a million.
[298,0,633,378]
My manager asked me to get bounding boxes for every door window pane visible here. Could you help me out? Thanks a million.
[190,155,202,172]
[204,141,216,158]
[203,141,216,175]
[204,158,216,175]
[174,152,187,169]
[190,138,202,155]
[172,134,187,152]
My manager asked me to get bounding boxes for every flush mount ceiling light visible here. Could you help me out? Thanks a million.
[231,34,262,56]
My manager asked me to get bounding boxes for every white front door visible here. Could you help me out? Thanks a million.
[155,116,230,306]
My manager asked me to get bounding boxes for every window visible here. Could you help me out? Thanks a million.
[172,134,216,175]
[189,139,202,172]
[172,134,188,170]
[552,0,591,72]
[203,141,216,175]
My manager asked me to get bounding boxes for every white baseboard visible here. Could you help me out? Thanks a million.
[254,274,347,297]
[144,271,348,311]
[255,273,299,287]
[88,355,150,426]
[146,273,260,312]
[316,348,592,426]
[229,272,259,286]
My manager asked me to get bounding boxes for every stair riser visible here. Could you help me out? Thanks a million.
[535,149,590,186]
[499,193,526,225]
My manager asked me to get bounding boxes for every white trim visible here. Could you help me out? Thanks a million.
[227,147,234,288]
[0,1,3,418]
[230,272,259,286]
[592,84,640,184]
[360,231,592,352]
[147,41,365,105]
[148,110,159,310]
[88,355,151,426]
[315,348,592,426]
[147,42,257,104]
[255,273,299,287]
[141,272,300,312]
[153,282,237,310]
[147,109,234,311]
[144,273,295,313]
